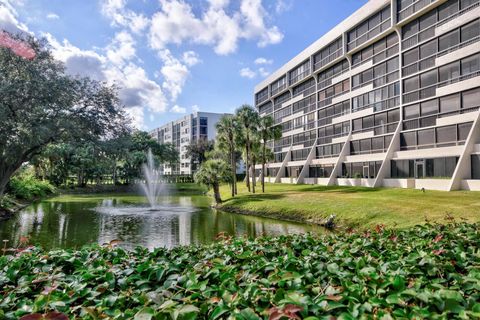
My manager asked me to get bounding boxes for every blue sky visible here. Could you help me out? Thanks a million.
[0,0,368,131]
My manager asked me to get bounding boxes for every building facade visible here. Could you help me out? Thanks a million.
[254,0,480,191]
[150,112,229,175]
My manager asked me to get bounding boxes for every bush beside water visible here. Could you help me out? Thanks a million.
[0,223,479,319]
[6,168,55,201]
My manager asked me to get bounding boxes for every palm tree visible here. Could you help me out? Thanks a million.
[235,105,260,193]
[249,139,262,194]
[194,159,231,205]
[215,115,240,197]
[257,116,282,193]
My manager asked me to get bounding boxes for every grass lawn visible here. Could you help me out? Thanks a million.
[218,183,480,228]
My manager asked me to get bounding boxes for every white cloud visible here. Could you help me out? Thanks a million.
[159,49,190,102]
[254,57,272,65]
[192,105,200,112]
[171,105,186,113]
[240,67,256,79]
[106,30,136,66]
[101,0,149,34]
[149,0,283,56]
[0,1,29,34]
[46,13,59,20]
[182,50,201,66]
[258,67,269,77]
[44,32,168,129]
[275,0,293,14]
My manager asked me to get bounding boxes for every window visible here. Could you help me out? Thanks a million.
[439,29,460,52]
[401,131,416,148]
[403,48,418,66]
[438,0,459,21]
[439,61,460,82]
[388,108,400,122]
[417,129,435,146]
[458,122,473,141]
[420,39,437,58]
[462,88,480,109]
[421,99,438,116]
[461,53,480,75]
[402,20,418,38]
[436,125,457,144]
[440,94,460,113]
[472,155,480,179]
[404,104,420,119]
[420,69,437,87]
[461,0,479,9]
[461,19,480,42]
[404,76,418,93]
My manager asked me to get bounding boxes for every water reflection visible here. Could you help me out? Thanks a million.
[0,194,322,250]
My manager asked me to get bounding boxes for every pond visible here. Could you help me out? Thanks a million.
[0,193,322,250]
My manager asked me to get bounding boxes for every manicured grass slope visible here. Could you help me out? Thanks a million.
[1,224,479,319]
[219,183,480,228]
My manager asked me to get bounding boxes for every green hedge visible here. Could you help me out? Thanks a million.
[7,169,55,200]
[0,223,479,319]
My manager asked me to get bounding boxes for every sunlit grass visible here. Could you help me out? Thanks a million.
[218,183,480,228]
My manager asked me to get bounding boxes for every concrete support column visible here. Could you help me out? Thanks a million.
[275,146,292,183]
[448,111,480,190]
[297,140,318,184]
[327,133,352,186]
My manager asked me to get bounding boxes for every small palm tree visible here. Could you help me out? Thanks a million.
[257,116,282,193]
[235,105,260,193]
[194,159,231,204]
[215,115,241,197]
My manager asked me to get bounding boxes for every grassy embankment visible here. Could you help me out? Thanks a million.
[217,183,480,228]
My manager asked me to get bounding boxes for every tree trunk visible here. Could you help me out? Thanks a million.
[245,142,250,192]
[213,183,222,204]
[262,144,266,193]
[251,160,256,194]
[230,147,235,197]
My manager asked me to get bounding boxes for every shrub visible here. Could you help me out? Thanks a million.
[7,167,55,200]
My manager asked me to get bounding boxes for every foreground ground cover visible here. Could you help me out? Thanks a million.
[218,183,480,228]
[0,223,479,319]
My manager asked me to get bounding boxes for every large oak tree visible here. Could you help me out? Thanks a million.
[0,34,128,197]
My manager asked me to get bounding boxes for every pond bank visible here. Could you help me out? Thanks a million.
[217,183,480,229]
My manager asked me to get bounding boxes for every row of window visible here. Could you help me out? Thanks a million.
[317,100,350,126]
[347,5,391,51]
[402,19,480,76]
[318,79,350,107]
[404,53,480,103]
[256,87,269,105]
[402,0,479,49]
[318,59,350,90]
[391,157,459,178]
[352,82,400,112]
[342,161,382,179]
[292,94,316,114]
[316,143,344,158]
[352,32,398,67]
[271,76,287,96]
[273,91,291,110]
[258,101,273,115]
[309,164,334,178]
[403,87,480,130]
[293,77,316,98]
[352,108,400,133]
[318,121,350,145]
[291,148,310,161]
[313,37,343,71]
[352,56,399,89]
[290,60,311,85]
[292,129,316,146]
[400,122,472,150]
[350,135,393,155]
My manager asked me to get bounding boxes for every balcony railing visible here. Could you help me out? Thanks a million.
[403,106,480,130]
[347,19,391,52]
[290,68,312,86]
[402,2,479,50]
[398,0,436,22]
[314,48,343,72]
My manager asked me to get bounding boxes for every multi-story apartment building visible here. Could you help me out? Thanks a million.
[150,112,230,175]
[254,0,480,191]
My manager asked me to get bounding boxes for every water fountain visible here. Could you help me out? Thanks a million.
[140,149,164,209]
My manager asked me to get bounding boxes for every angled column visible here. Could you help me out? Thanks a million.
[373,122,402,188]
[274,146,292,183]
[448,111,480,190]
[327,133,352,186]
[296,140,318,184]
